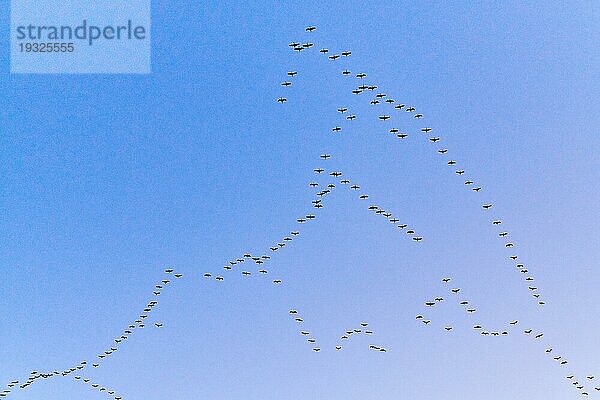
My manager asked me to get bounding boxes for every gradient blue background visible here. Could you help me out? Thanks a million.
[1,1,599,399]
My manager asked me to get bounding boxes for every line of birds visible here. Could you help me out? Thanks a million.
[201,166,336,284]
[2,269,183,400]
[276,25,596,397]
[339,322,385,353]
[418,277,535,338]
[416,276,599,395]
[288,309,321,352]
[288,309,385,353]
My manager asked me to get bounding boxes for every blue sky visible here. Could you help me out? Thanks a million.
[0,1,599,399]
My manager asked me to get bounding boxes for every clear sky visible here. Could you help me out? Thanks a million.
[1,1,599,399]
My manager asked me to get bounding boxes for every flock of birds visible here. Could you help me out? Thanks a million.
[2,24,593,399]
[1,269,183,399]
[417,277,600,394]
[273,25,597,397]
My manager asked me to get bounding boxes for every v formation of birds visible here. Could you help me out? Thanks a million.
[2,26,595,399]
